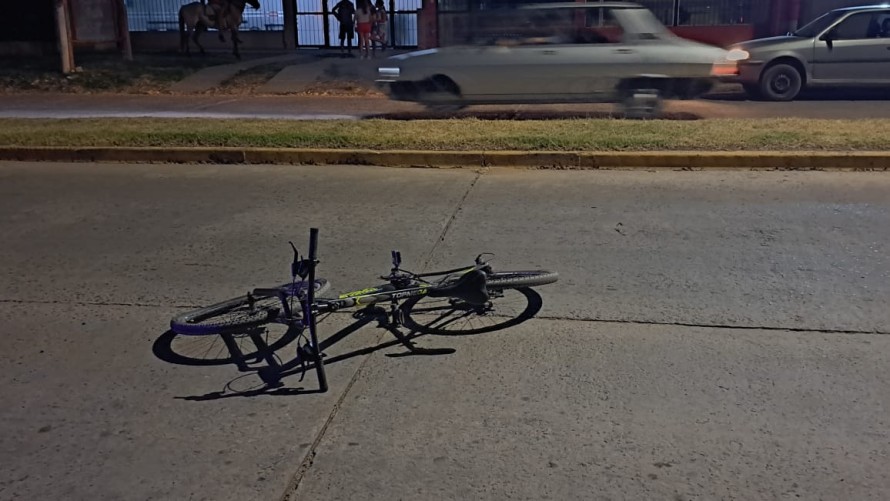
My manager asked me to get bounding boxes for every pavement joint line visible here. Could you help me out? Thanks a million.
[0,298,196,309]
[280,328,389,501]
[535,314,890,336]
[1,297,886,335]
[420,169,484,271]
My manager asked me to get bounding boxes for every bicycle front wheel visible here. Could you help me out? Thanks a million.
[170,279,330,336]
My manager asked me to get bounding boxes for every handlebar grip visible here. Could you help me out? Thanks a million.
[308,228,319,260]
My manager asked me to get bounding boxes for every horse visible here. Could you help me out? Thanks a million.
[178,0,261,59]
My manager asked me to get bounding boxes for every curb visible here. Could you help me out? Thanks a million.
[2,147,890,170]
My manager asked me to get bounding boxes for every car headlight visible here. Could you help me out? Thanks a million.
[725,49,751,62]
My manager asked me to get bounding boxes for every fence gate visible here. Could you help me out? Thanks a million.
[294,0,421,47]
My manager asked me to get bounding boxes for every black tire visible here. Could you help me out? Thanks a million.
[401,286,543,336]
[170,279,330,336]
[486,270,559,290]
[759,63,802,101]
[620,89,663,119]
[420,75,465,112]
[153,326,301,367]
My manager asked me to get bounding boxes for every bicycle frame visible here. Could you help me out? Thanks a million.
[255,228,487,392]
[167,227,556,396]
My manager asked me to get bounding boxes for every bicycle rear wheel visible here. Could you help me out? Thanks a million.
[400,286,542,336]
[485,270,559,290]
[170,279,329,336]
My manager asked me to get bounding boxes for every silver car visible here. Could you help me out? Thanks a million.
[724,5,890,101]
[376,2,728,117]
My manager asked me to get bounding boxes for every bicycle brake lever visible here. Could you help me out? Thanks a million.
[475,252,494,265]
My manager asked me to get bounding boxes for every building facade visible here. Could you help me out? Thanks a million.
[0,0,876,56]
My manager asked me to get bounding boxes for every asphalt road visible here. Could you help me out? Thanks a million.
[3,89,890,120]
[1,162,889,500]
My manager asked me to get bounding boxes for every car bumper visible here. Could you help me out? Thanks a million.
[719,61,765,84]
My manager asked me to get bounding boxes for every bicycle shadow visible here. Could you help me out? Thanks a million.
[153,288,543,400]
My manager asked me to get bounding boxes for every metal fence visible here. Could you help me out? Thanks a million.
[438,0,771,24]
[436,0,771,46]
[637,0,769,26]
[126,0,421,47]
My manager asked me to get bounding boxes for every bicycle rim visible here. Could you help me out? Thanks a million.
[169,279,329,336]
[400,287,542,336]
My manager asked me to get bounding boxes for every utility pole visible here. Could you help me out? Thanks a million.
[54,0,75,73]
[116,0,133,61]
[283,0,297,49]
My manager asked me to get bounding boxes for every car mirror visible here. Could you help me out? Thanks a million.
[819,30,834,42]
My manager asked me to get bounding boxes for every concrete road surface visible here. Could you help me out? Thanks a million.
[1,162,889,500]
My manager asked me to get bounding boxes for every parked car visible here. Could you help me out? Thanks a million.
[376,2,729,117]
[722,4,890,101]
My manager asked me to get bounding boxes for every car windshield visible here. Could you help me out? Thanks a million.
[793,10,844,37]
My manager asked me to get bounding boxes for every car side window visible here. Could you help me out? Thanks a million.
[831,13,877,40]
[581,8,624,43]
[879,14,890,37]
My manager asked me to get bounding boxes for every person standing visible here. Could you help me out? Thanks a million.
[332,0,356,56]
[355,0,374,58]
[370,0,388,52]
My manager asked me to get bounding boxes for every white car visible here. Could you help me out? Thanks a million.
[377,2,729,117]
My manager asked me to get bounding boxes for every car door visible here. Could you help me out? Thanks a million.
[812,10,890,82]
[441,43,578,99]
[547,7,646,98]
[542,41,645,98]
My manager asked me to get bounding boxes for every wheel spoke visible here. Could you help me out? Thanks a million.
[162,325,300,366]
[401,287,543,336]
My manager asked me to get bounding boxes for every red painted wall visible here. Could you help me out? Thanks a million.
[669,25,756,48]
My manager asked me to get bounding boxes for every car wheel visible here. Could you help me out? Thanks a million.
[419,75,465,112]
[620,89,663,119]
[741,83,761,99]
[759,64,802,101]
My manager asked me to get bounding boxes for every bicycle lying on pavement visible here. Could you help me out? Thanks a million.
[170,228,558,392]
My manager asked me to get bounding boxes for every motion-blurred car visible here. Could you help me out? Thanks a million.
[721,4,890,101]
[376,2,729,117]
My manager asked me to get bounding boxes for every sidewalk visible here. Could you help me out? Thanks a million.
[169,48,403,94]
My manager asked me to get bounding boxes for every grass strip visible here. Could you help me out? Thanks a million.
[0,118,888,151]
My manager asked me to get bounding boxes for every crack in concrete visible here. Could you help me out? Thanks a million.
[420,169,485,271]
[279,328,388,501]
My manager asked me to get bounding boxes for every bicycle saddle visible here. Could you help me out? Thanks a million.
[430,269,490,306]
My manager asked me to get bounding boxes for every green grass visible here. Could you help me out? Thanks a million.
[1,117,889,151]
